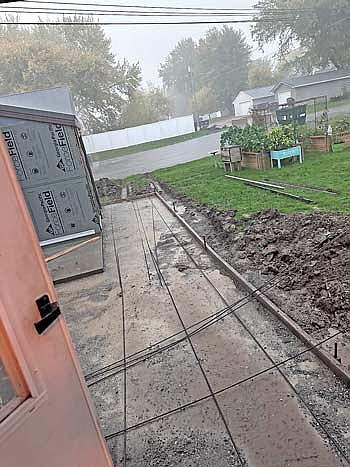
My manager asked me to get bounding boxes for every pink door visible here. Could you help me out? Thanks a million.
[0,135,114,467]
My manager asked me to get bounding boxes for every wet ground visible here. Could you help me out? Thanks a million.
[159,187,350,368]
[56,197,350,466]
[91,133,221,179]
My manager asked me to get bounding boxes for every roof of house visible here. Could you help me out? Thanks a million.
[273,69,350,91]
[240,85,275,100]
[0,86,76,115]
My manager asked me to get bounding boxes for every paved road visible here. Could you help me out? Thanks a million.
[91,132,221,180]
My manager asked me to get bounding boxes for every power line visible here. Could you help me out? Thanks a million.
[0,3,331,16]
[0,19,318,25]
[0,8,307,18]
[14,0,348,15]
[4,1,313,12]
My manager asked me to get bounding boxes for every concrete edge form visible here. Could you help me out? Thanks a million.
[155,191,350,387]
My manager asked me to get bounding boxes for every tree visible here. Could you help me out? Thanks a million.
[192,86,217,115]
[119,86,172,128]
[159,38,197,99]
[197,27,251,112]
[252,0,350,71]
[273,48,314,81]
[0,17,141,133]
[248,58,275,88]
[160,27,251,113]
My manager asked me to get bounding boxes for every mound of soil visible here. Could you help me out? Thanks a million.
[95,177,154,204]
[161,184,350,335]
[95,178,122,199]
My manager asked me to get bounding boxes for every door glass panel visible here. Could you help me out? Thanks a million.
[0,357,15,409]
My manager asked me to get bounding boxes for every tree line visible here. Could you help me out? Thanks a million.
[1,1,349,133]
[0,18,171,134]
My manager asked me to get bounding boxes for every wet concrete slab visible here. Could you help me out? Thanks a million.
[56,198,350,466]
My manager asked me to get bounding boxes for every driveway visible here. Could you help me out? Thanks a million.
[91,132,221,180]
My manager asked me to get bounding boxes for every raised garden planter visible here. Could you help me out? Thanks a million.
[220,145,242,172]
[344,133,350,149]
[241,151,270,170]
[270,145,303,169]
[307,135,332,153]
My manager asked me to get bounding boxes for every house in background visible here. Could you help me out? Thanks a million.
[233,85,275,117]
[273,69,350,104]
[234,69,350,117]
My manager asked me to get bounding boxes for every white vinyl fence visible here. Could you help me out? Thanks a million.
[83,115,195,154]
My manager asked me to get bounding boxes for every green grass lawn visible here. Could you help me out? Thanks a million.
[91,128,220,162]
[153,144,350,217]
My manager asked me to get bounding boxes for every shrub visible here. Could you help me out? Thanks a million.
[220,126,243,147]
[267,125,295,151]
[332,116,350,134]
[221,125,270,152]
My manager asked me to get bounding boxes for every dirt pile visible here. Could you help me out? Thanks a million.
[234,210,350,331]
[95,178,122,199]
[95,177,155,204]
[164,185,350,334]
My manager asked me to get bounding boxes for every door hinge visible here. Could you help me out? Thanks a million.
[34,294,61,335]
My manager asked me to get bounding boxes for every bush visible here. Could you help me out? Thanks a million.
[268,125,295,151]
[220,125,270,152]
[332,116,350,134]
[220,126,243,147]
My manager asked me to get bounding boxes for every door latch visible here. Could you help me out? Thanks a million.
[34,295,61,335]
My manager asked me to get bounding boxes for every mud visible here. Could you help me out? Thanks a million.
[95,177,153,204]
[95,177,122,199]
[158,183,350,338]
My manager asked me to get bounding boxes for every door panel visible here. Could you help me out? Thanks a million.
[0,135,114,466]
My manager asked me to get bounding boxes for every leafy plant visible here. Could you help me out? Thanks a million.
[332,116,350,135]
[268,125,295,151]
[297,125,323,140]
[221,125,270,152]
[220,126,243,147]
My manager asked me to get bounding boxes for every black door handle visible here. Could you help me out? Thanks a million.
[34,294,61,335]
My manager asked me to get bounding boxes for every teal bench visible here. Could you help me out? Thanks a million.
[270,145,303,169]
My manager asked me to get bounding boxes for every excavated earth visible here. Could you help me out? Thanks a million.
[160,185,350,340]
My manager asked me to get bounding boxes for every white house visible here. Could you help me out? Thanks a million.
[233,85,275,117]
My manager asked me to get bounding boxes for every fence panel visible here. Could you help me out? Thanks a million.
[83,115,195,154]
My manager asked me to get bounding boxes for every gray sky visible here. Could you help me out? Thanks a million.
[105,0,275,84]
[12,0,276,85]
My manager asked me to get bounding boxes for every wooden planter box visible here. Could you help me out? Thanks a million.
[344,133,350,149]
[241,151,270,170]
[307,135,332,152]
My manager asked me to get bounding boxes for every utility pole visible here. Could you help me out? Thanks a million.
[188,65,199,131]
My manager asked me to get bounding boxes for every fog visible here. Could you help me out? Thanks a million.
[103,0,274,84]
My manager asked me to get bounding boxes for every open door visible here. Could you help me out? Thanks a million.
[0,135,114,467]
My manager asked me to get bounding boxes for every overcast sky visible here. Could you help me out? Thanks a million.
[104,0,275,84]
[11,0,276,85]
